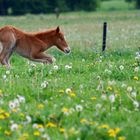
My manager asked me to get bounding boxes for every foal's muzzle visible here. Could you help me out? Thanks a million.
[64,47,71,54]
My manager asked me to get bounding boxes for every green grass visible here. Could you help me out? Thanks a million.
[0,10,140,140]
[98,0,135,11]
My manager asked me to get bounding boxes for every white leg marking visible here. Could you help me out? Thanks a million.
[0,42,3,54]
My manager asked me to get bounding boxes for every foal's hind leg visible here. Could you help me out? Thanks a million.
[0,35,16,68]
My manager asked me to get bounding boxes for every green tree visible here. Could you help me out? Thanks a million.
[0,0,9,15]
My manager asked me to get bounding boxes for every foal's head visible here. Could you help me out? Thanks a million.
[53,27,70,54]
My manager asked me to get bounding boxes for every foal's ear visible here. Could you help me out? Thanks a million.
[56,26,60,33]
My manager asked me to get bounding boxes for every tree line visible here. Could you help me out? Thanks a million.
[0,0,140,15]
[0,0,100,15]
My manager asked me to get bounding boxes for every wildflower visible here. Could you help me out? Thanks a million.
[114,127,121,134]
[119,65,124,71]
[80,118,88,124]
[91,96,96,100]
[107,86,112,91]
[3,74,7,80]
[118,136,125,140]
[69,92,76,97]
[109,94,115,103]
[65,64,72,70]
[58,89,65,93]
[75,105,83,112]
[61,107,70,116]
[65,88,72,94]
[53,65,59,70]
[134,67,139,72]
[10,123,18,131]
[133,101,139,108]
[131,91,137,98]
[37,104,44,109]
[33,131,41,136]
[99,124,110,129]
[41,81,48,89]
[134,76,139,81]
[46,122,57,128]
[108,129,116,138]
[101,94,107,100]
[0,114,5,119]
[6,70,10,75]
[26,115,32,123]
[95,103,102,110]
[17,95,25,103]
[9,102,16,110]
[41,134,50,140]
[59,128,65,133]
[4,130,11,136]
[127,86,133,92]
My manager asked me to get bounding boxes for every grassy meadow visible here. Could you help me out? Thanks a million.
[0,9,140,140]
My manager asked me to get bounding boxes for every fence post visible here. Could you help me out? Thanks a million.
[102,22,107,52]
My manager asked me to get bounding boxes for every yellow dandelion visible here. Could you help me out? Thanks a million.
[80,118,88,124]
[118,136,125,140]
[69,92,76,97]
[61,107,69,113]
[0,114,5,120]
[91,96,97,100]
[114,127,121,134]
[134,76,139,81]
[99,124,110,129]
[58,89,65,93]
[33,131,41,136]
[37,124,44,129]
[4,112,10,118]
[37,104,44,109]
[107,86,113,91]
[0,108,5,113]
[4,130,11,136]
[46,122,57,128]
[59,128,65,133]
[108,129,116,138]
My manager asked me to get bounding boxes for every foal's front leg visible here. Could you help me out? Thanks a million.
[31,53,53,64]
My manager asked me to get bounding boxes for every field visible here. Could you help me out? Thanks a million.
[0,10,140,140]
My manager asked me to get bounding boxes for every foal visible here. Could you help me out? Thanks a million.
[0,25,70,68]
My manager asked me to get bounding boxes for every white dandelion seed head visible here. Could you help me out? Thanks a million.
[26,115,32,123]
[17,95,25,103]
[6,70,10,75]
[65,64,72,70]
[101,94,107,100]
[133,101,139,108]
[127,86,133,92]
[131,92,137,98]
[95,103,102,110]
[109,94,115,103]
[134,67,139,72]
[119,65,124,71]
[9,101,17,109]
[53,65,59,70]
[65,88,72,94]
[75,104,83,112]
[3,74,7,80]
[10,123,18,131]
